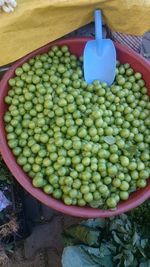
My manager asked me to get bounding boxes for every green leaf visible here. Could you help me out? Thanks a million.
[105,242,116,254]
[113,253,122,261]
[62,234,79,247]
[4,243,14,253]
[0,175,7,181]
[81,219,105,229]
[132,231,140,246]
[123,251,134,267]
[89,199,104,209]
[63,225,100,247]
[139,260,150,267]
[62,246,101,267]
[62,203,150,267]
[111,231,124,246]
[138,246,146,257]
[123,145,137,157]
[62,244,114,267]
[99,243,114,267]
[81,246,102,264]
[128,186,137,193]
[104,136,116,145]
[140,239,148,249]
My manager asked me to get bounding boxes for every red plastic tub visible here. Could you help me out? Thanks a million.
[0,38,150,218]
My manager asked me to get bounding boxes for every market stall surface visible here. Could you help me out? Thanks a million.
[0,20,150,266]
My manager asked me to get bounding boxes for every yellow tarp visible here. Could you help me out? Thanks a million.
[0,0,150,66]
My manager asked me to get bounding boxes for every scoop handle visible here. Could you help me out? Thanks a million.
[95,10,102,40]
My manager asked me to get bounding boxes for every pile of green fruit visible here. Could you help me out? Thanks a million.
[4,45,150,209]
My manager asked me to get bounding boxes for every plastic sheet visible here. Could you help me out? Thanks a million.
[0,190,10,212]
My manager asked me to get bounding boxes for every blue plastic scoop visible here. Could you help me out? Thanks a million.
[83,10,116,85]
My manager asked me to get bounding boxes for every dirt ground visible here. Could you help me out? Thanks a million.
[1,191,82,267]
